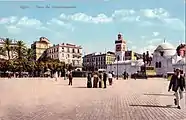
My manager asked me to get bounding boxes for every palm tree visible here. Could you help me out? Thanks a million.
[15,40,27,77]
[25,48,35,76]
[3,38,12,60]
[16,40,26,60]
[0,47,5,56]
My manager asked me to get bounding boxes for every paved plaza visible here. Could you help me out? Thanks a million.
[0,77,185,120]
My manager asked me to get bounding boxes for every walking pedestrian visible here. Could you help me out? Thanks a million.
[103,72,107,88]
[168,68,185,109]
[68,70,73,86]
[108,71,113,85]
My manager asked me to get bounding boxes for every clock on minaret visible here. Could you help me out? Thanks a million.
[115,33,127,61]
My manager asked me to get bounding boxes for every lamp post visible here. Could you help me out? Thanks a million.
[117,55,119,80]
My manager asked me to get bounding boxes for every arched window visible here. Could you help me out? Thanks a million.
[155,62,158,68]
[158,62,161,68]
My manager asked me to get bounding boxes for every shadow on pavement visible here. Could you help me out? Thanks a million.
[144,93,173,96]
[73,86,88,88]
[130,104,176,108]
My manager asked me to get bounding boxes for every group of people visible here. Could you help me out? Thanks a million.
[87,71,114,88]
[168,68,185,109]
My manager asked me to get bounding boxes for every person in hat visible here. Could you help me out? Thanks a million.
[168,68,185,109]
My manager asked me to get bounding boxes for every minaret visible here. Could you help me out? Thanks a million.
[115,33,127,61]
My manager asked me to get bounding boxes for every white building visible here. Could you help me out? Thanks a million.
[107,59,144,75]
[46,43,83,68]
[151,42,176,76]
[152,42,186,76]
[107,33,144,75]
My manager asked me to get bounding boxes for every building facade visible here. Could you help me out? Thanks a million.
[46,43,82,67]
[31,37,52,60]
[83,51,115,71]
[0,38,18,60]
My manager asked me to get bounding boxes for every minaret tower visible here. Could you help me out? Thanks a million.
[115,33,127,61]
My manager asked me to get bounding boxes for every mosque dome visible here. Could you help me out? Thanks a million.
[154,42,176,57]
[155,42,175,51]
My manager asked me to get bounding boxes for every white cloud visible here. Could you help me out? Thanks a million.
[141,8,169,19]
[16,16,42,28]
[60,13,112,24]
[147,38,162,44]
[161,18,185,31]
[0,16,18,24]
[112,9,136,17]
[152,32,160,37]
[47,18,74,30]
[5,25,21,34]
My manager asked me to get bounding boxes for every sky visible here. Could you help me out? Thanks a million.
[0,0,185,54]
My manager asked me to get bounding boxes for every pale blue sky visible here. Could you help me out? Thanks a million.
[0,0,185,54]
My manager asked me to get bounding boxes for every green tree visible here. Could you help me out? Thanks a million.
[3,38,12,60]
[15,40,27,77]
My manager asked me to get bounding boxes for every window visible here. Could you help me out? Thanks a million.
[160,51,164,56]
[67,48,70,52]
[158,62,161,68]
[77,49,80,53]
[72,48,75,53]
[155,62,158,68]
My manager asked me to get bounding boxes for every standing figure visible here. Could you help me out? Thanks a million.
[112,71,115,78]
[93,72,99,88]
[55,71,58,81]
[68,70,73,86]
[123,71,126,80]
[168,69,185,109]
[98,72,103,88]
[108,72,113,85]
[103,72,107,88]
[126,73,129,79]
[87,72,92,88]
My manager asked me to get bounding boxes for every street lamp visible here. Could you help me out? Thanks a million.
[117,55,120,80]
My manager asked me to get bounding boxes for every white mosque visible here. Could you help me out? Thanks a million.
[151,42,186,76]
[107,33,186,76]
[107,33,144,76]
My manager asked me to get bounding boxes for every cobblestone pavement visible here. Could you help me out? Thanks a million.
[0,77,185,120]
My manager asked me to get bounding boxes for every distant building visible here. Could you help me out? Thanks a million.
[125,51,142,60]
[31,37,52,60]
[107,33,144,75]
[46,43,82,68]
[0,38,18,60]
[83,51,115,71]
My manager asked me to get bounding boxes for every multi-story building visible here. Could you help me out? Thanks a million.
[0,38,18,60]
[83,51,115,71]
[31,37,52,60]
[125,51,143,60]
[46,43,82,67]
